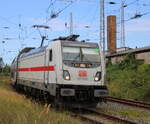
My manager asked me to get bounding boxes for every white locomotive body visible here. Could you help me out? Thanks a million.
[11,37,108,107]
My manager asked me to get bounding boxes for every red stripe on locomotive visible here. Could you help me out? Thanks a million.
[12,66,55,72]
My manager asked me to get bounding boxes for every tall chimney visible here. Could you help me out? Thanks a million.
[107,16,117,54]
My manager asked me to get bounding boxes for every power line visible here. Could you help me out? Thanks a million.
[46,1,75,23]
[46,0,57,13]
[0,16,18,27]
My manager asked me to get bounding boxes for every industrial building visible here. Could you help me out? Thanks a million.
[106,46,150,64]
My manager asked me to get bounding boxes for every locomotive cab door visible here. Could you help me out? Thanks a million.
[44,48,57,88]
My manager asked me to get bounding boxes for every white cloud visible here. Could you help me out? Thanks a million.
[25,17,45,24]
[125,18,150,32]
[47,18,66,31]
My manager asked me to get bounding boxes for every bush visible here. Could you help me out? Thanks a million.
[106,53,150,102]
[0,65,10,76]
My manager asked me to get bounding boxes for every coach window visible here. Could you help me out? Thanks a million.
[49,49,52,61]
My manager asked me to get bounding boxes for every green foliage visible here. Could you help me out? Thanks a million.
[106,53,150,102]
[0,65,10,76]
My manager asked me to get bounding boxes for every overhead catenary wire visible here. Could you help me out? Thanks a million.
[106,0,150,48]
[46,1,75,23]
[1,1,150,46]
[0,15,39,46]
[0,16,18,27]
[80,1,99,40]
[46,0,57,13]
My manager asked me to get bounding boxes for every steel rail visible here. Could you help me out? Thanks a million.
[71,108,137,124]
[106,96,150,109]
[71,113,103,124]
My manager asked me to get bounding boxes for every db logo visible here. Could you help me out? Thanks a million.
[79,70,87,77]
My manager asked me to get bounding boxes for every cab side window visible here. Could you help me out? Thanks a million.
[49,49,52,61]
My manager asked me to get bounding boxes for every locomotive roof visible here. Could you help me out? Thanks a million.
[61,40,99,48]
[20,46,47,58]
[19,40,99,58]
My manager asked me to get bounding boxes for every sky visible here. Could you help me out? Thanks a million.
[0,0,150,64]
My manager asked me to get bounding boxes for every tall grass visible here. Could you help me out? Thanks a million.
[0,77,87,124]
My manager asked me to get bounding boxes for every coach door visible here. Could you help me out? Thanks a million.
[44,49,56,86]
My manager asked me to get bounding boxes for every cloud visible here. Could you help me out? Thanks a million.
[125,18,150,32]
[25,17,45,24]
[47,18,66,31]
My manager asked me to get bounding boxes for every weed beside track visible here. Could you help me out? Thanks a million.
[0,76,87,124]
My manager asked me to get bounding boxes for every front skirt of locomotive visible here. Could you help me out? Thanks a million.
[56,85,108,108]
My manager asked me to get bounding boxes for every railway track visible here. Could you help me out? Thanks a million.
[14,85,149,124]
[71,109,137,124]
[106,96,150,109]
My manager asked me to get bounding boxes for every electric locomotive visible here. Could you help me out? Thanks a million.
[11,35,108,108]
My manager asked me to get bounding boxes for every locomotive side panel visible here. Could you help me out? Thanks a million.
[17,51,47,90]
[18,52,45,82]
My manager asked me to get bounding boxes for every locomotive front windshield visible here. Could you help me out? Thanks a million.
[63,46,100,63]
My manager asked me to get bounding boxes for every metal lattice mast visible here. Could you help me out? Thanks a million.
[100,0,105,52]
[100,0,106,85]
[121,0,125,47]
[70,12,73,35]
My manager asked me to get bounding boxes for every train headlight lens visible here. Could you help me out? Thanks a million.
[65,76,70,80]
[63,70,71,80]
[94,77,99,81]
[94,72,101,81]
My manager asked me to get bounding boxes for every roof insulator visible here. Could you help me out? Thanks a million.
[53,34,80,41]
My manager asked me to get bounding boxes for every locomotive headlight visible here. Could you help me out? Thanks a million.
[94,72,101,81]
[63,70,71,80]
[65,76,70,80]
[94,77,99,81]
